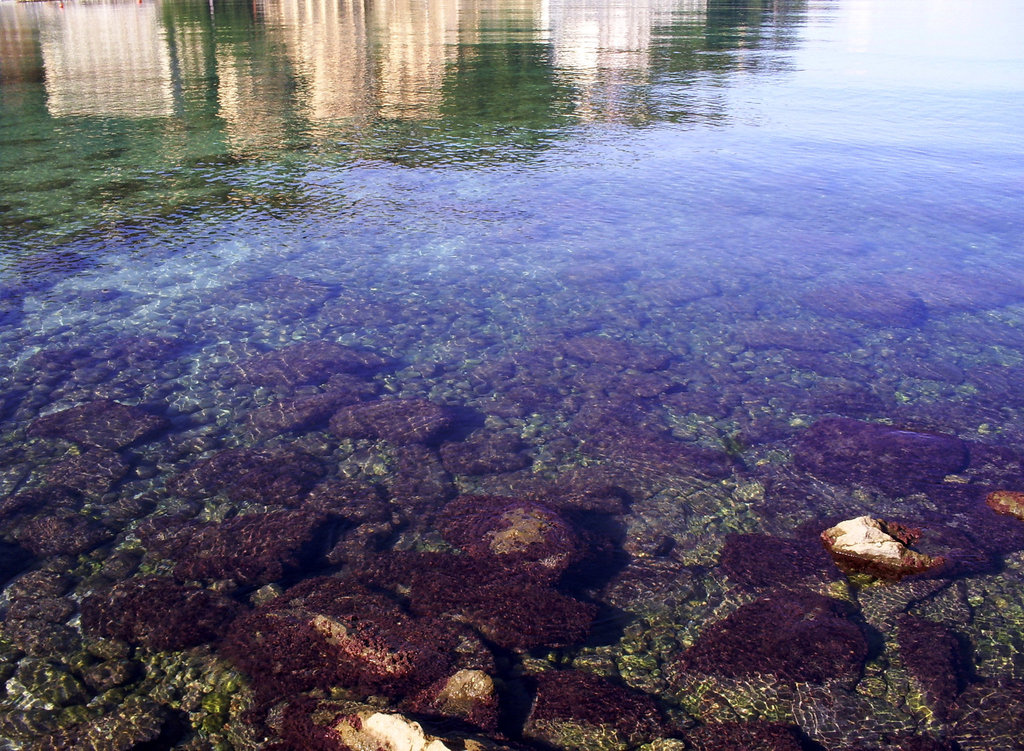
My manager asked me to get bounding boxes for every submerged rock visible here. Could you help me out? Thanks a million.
[142,509,333,586]
[80,576,241,651]
[329,398,456,445]
[719,532,833,590]
[439,431,531,475]
[560,336,671,371]
[801,281,928,327]
[167,447,324,506]
[675,590,868,687]
[437,495,581,579]
[357,552,597,651]
[820,516,945,581]
[951,678,1024,751]
[10,510,113,557]
[223,577,469,704]
[42,448,129,498]
[523,670,668,751]
[895,615,965,721]
[27,399,168,450]
[277,697,514,751]
[793,417,968,493]
[231,341,389,388]
[684,722,805,751]
[414,668,499,732]
[245,389,366,437]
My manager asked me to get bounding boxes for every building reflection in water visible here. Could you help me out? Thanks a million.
[545,0,704,122]
[259,0,709,125]
[37,0,176,118]
[2,0,787,142]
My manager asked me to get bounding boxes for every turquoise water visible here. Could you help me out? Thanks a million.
[2,0,1024,748]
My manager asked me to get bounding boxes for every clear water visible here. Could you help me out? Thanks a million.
[1,0,1024,748]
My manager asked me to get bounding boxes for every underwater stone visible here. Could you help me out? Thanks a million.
[81,658,139,693]
[303,478,389,523]
[10,510,114,557]
[144,509,333,586]
[414,668,499,732]
[438,495,581,579]
[13,657,89,708]
[167,446,324,506]
[523,670,669,751]
[439,431,531,475]
[222,274,335,315]
[80,576,241,651]
[231,341,389,388]
[5,594,76,624]
[245,389,366,437]
[801,282,928,327]
[482,466,631,515]
[720,532,833,590]
[359,552,598,651]
[950,678,1024,750]
[329,398,455,445]
[967,444,1024,485]
[0,486,80,519]
[277,696,515,751]
[387,443,456,505]
[41,696,168,751]
[985,490,1024,521]
[561,336,671,371]
[0,540,32,587]
[820,516,946,581]
[895,269,1024,313]
[27,399,168,450]
[895,615,964,721]
[793,417,969,493]
[42,448,129,498]
[683,722,805,751]
[2,617,80,657]
[737,321,857,352]
[675,589,868,687]
[223,576,463,704]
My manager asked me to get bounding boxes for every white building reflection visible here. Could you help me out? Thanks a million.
[544,0,705,121]
[38,0,176,118]
[260,0,706,123]
[18,0,712,127]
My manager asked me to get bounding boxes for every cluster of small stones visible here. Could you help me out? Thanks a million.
[1,250,1024,751]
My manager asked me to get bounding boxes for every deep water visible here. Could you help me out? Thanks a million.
[1,0,1024,748]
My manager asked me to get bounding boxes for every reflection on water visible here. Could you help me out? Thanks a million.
[39,0,176,118]
[1,0,800,254]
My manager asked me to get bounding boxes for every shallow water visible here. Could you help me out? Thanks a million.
[1,0,1024,748]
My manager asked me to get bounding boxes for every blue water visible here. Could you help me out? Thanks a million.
[1,0,1024,748]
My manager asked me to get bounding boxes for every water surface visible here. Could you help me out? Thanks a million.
[1,0,1024,748]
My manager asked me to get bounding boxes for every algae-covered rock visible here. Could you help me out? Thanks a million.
[523,670,669,751]
[27,399,168,450]
[794,417,968,494]
[674,590,868,688]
